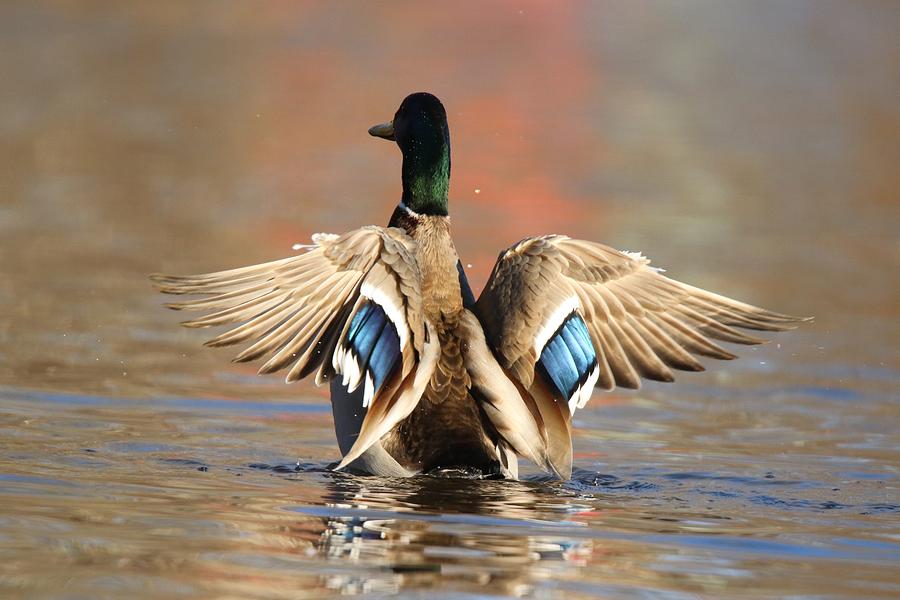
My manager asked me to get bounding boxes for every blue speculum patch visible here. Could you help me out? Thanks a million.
[346,301,401,393]
[538,312,597,401]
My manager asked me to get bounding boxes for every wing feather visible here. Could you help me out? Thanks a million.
[473,235,808,479]
[628,314,704,372]
[475,236,810,428]
[611,317,674,383]
[594,320,642,389]
[152,225,432,464]
[203,299,296,347]
[180,291,289,328]
[650,312,737,360]
[476,236,809,397]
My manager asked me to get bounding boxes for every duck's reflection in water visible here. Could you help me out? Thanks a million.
[307,473,594,596]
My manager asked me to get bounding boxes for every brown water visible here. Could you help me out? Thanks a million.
[2,2,899,598]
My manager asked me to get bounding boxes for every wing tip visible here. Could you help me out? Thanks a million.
[157,288,190,297]
[617,378,641,390]
[764,311,814,324]
[232,352,258,364]
[180,318,210,328]
[545,451,573,481]
[150,273,196,294]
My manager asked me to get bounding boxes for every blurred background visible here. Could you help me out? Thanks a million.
[0,2,898,598]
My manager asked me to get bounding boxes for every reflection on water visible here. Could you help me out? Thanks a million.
[1,1,899,598]
[310,476,592,596]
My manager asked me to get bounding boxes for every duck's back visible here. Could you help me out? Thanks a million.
[379,206,498,473]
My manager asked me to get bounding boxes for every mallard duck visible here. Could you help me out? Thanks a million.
[152,92,809,480]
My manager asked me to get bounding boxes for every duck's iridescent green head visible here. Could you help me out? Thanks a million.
[369,92,451,216]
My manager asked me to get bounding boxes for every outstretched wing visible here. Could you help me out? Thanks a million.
[474,235,810,477]
[151,225,438,467]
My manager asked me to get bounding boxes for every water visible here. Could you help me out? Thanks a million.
[1,2,898,598]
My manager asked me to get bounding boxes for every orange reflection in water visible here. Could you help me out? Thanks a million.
[239,1,603,288]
